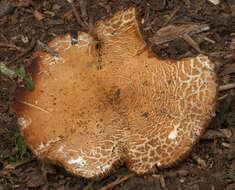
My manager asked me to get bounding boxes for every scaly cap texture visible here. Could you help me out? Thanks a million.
[13,7,218,179]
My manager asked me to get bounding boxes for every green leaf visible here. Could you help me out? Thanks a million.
[25,78,35,91]
[15,132,27,157]
[9,156,17,162]
[15,65,26,78]
[45,2,53,10]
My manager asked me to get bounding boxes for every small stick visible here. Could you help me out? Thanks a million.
[9,38,36,64]
[37,40,58,56]
[159,175,166,188]
[191,153,207,169]
[151,24,210,45]
[83,181,95,190]
[79,0,88,21]
[67,0,87,29]
[0,43,25,52]
[5,158,35,169]
[162,8,179,27]
[100,173,135,190]
[182,33,202,53]
[203,36,215,44]
[88,14,95,35]
[0,62,15,79]
[219,83,235,91]
[218,93,228,101]
[224,53,235,59]
[18,100,50,114]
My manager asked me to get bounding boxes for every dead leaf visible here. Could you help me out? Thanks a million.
[33,10,44,21]
[220,63,235,76]
[26,171,45,187]
[0,0,11,18]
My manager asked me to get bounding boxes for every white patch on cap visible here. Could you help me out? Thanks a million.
[17,116,32,129]
[168,128,177,139]
[96,164,111,172]
[37,136,63,152]
[68,156,86,167]
[57,145,64,152]
[168,123,180,139]
[102,165,111,171]
[75,32,94,48]
[156,161,161,167]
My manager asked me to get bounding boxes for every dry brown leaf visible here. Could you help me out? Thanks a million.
[33,10,44,21]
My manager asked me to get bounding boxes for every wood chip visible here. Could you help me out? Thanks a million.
[182,33,201,53]
[229,38,235,49]
[52,4,61,11]
[159,175,166,188]
[9,37,36,64]
[162,8,179,27]
[202,129,229,140]
[79,0,88,21]
[68,0,87,29]
[221,142,231,148]
[192,154,207,169]
[219,83,235,91]
[151,24,210,45]
[100,173,135,190]
[37,40,58,56]
[219,129,233,139]
[207,0,220,5]
[0,0,11,18]
[220,63,235,76]
[0,42,25,52]
[33,10,45,21]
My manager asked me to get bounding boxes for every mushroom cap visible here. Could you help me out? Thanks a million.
[13,7,218,179]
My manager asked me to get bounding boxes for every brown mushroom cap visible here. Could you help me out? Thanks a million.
[13,7,218,179]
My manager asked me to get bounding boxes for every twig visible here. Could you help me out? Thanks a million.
[100,173,135,190]
[67,0,87,29]
[83,181,95,190]
[162,7,179,27]
[0,62,15,79]
[219,83,235,91]
[9,38,36,64]
[224,53,235,59]
[159,175,166,188]
[17,100,50,114]
[79,0,88,21]
[88,13,95,35]
[201,129,229,140]
[0,43,25,52]
[182,33,202,53]
[4,158,35,169]
[191,153,207,169]
[218,93,228,101]
[203,36,215,44]
[0,32,8,42]
[37,40,58,56]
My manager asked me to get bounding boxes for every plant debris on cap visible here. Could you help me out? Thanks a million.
[13,7,218,179]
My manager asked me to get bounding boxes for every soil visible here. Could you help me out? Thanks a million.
[0,0,235,190]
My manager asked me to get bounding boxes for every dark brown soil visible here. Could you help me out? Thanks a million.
[0,0,235,190]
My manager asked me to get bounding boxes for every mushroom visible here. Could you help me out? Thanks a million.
[13,7,218,179]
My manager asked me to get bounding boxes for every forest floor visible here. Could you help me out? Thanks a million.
[0,0,235,189]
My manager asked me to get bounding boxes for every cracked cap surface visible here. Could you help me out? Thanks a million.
[13,7,218,179]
